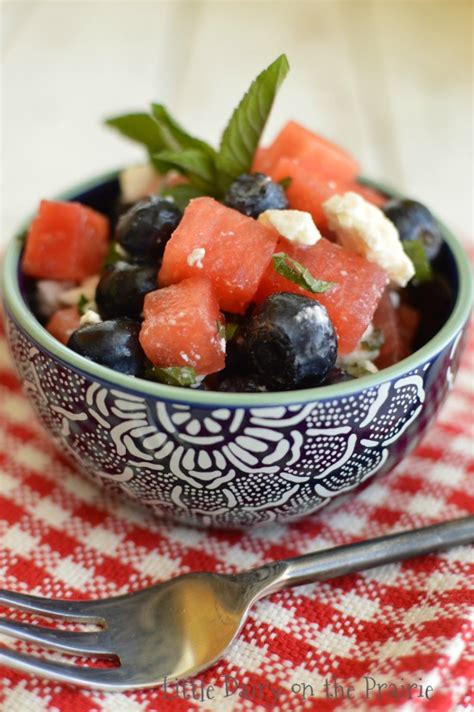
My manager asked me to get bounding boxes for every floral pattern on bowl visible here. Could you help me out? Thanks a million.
[5,314,467,527]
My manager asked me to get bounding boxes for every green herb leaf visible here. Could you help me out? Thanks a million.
[104,113,165,153]
[151,104,216,158]
[278,176,292,189]
[77,294,89,316]
[216,54,290,190]
[152,148,216,190]
[402,239,433,283]
[360,328,385,352]
[344,363,377,378]
[145,365,197,387]
[272,252,335,294]
[161,184,207,211]
[103,240,127,268]
[225,323,239,341]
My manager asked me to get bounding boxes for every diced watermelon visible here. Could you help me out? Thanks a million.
[373,291,399,368]
[139,277,225,375]
[265,158,386,232]
[159,197,278,314]
[46,306,81,345]
[252,120,359,181]
[374,291,420,368]
[269,158,338,230]
[22,200,109,282]
[345,182,386,207]
[255,237,388,354]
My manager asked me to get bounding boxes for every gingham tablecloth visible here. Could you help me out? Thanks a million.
[0,313,472,712]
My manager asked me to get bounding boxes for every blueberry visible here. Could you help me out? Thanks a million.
[321,367,355,385]
[244,292,337,389]
[224,173,288,218]
[383,199,443,261]
[68,318,145,376]
[217,374,268,393]
[116,196,182,260]
[96,261,157,320]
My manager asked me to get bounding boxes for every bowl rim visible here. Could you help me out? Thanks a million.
[2,170,473,407]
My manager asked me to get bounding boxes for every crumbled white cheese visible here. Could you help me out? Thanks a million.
[323,192,415,287]
[294,304,325,324]
[258,209,322,246]
[59,275,100,307]
[337,323,381,374]
[186,247,206,269]
[79,309,102,326]
[36,279,75,319]
[119,164,162,204]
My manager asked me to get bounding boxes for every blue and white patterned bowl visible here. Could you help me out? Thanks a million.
[1,173,472,528]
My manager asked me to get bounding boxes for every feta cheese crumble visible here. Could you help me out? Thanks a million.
[79,309,102,326]
[59,275,100,307]
[186,247,206,269]
[258,209,322,246]
[119,164,162,204]
[323,192,415,287]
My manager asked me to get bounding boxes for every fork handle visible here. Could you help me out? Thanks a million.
[256,516,474,596]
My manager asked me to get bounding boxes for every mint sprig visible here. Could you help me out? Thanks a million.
[402,239,433,283]
[104,113,165,153]
[161,184,207,211]
[105,55,290,203]
[150,103,216,158]
[153,148,217,193]
[145,365,197,387]
[216,54,290,191]
[272,252,335,294]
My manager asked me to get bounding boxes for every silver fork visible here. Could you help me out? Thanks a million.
[1,516,473,691]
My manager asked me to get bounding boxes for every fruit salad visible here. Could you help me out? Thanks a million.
[21,55,452,392]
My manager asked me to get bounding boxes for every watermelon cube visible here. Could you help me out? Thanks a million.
[46,306,81,345]
[269,158,339,230]
[139,277,225,375]
[374,291,420,368]
[22,200,109,282]
[159,197,278,314]
[255,237,389,354]
[252,120,359,181]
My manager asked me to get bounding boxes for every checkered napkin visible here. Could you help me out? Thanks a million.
[0,314,472,712]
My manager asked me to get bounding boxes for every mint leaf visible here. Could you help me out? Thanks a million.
[151,104,216,158]
[216,54,290,190]
[145,365,197,387]
[272,252,335,294]
[77,294,89,316]
[153,148,216,190]
[402,239,433,283]
[161,184,207,211]
[103,240,128,268]
[225,323,239,341]
[361,328,384,352]
[105,113,165,153]
[279,176,292,189]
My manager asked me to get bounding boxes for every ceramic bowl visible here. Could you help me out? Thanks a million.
[2,173,472,527]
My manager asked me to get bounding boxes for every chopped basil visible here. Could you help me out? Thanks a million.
[225,322,239,341]
[103,240,127,267]
[272,252,335,294]
[145,365,197,387]
[161,184,207,211]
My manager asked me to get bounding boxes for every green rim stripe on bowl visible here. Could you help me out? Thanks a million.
[1,171,473,407]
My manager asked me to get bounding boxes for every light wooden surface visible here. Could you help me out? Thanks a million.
[1,0,473,249]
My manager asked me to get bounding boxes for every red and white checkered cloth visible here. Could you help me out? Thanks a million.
[0,313,472,712]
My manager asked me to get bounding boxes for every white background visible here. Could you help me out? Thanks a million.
[1,0,473,249]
